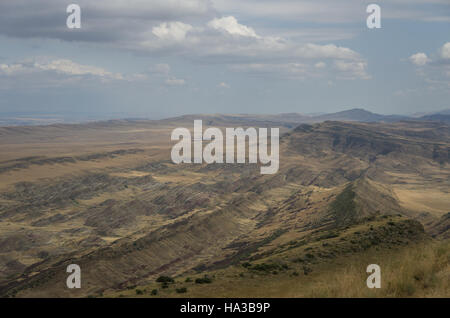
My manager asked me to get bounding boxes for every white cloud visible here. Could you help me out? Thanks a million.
[333,60,370,79]
[295,44,359,60]
[409,53,431,66]
[139,16,370,79]
[152,22,193,41]
[407,43,450,91]
[0,58,149,89]
[231,59,369,80]
[208,16,258,38]
[37,59,123,79]
[0,59,124,80]
[441,42,450,59]
[218,82,230,88]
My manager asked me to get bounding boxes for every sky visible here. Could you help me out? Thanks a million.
[0,0,449,120]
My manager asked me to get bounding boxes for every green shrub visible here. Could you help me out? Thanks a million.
[195,276,212,284]
[251,263,279,272]
[151,289,158,295]
[176,287,187,293]
[135,289,143,295]
[156,276,174,283]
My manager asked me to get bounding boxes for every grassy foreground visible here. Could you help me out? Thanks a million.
[106,237,449,298]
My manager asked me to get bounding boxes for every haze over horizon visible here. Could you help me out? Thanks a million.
[0,1,449,119]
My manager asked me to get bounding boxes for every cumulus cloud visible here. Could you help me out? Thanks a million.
[137,16,370,79]
[441,42,450,59]
[152,22,193,41]
[334,60,370,79]
[409,53,431,66]
[407,43,450,91]
[208,16,258,38]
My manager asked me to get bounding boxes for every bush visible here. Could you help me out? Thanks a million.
[176,287,187,293]
[303,266,312,275]
[195,276,212,284]
[305,253,315,259]
[251,263,279,272]
[242,262,252,268]
[135,289,143,295]
[156,276,174,283]
[151,289,158,296]
[185,277,192,283]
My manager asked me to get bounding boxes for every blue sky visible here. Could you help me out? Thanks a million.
[0,0,449,120]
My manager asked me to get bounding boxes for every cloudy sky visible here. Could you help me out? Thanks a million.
[0,0,449,119]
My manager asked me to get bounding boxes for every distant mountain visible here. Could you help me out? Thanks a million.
[3,108,450,128]
[412,109,450,117]
[161,109,409,127]
[418,114,450,123]
[309,108,409,123]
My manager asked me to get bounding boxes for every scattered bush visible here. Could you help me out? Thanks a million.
[195,276,212,284]
[251,263,279,272]
[303,266,312,275]
[176,287,187,294]
[156,276,174,283]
